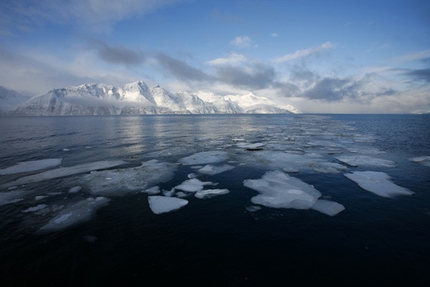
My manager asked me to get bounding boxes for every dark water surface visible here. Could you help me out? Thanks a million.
[0,114,429,286]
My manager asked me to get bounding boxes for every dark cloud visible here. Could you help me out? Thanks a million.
[405,68,430,83]
[303,77,363,101]
[214,62,276,90]
[156,53,212,82]
[89,39,145,66]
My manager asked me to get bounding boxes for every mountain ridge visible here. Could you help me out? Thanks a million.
[4,81,300,115]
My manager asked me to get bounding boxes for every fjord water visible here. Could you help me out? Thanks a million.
[0,114,429,285]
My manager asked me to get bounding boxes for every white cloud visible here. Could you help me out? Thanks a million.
[271,33,278,37]
[230,36,253,48]
[206,53,248,66]
[272,41,335,63]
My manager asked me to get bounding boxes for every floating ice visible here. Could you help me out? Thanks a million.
[0,158,62,175]
[22,204,48,213]
[344,171,414,198]
[313,162,347,174]
[246,205,261,212]
[244,170,321,210]
[68,186,82,193]
[178,151,229,165]
[195,189,230,199]
[335,155,395,167]
[410,156,430,167]
[197,164,235,175]
[236,142,265,150]
[1,160,127,188]
[0,190,30,206]
[311,200,345,216]
[174,178,215,193]
[35,195,48,201]
[78,160,177,197]
[148,196,188,214]
[143,186,161,195]
[39,197,110,232]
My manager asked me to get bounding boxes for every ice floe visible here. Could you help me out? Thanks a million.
[244,170,344,216]
[236,142,265,150]
[178,151,229,165]
[148,196,188,214]
[335,155,395,167]
[195,189,230,199]
[174,178,215,193]
[68,186,82,193]
[22,204,48,213]
[197,164,235,175]
[39,197,110,232]
[0,158,62,175]
[244,170,321,210]
[143,186,161,195]
[0,190,30,206]
[311,200,345,216]
[344,171,414,198]
[410,156,430,167]
[78,160,177,197]
[1,160,127,188]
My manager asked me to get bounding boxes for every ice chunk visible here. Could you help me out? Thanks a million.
[313,162,347,174]
[22,204,48,213]
[195,189,230,199]
[35,195,48,201]
[244,170,321,210]
[78,160,177,196]
[236,142,265,150]
[197,164,235,175]
[39,197,110,232]
[68,186,82,193]
[344,171,414,198]
[0,158,62,175]
[335,155,395,167]
[311,200,345,216]
[410,156,430,167]
[1,160,127,188]
[174,178,215,193]
[143,186,161,195]
[246,206,261,212]
[178,151,229,165]
[148,196,188,214]
[0,190,30,206]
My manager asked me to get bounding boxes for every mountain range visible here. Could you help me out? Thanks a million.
[1,81,300,115]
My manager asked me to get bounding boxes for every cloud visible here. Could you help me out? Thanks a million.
[88,39,145,66]
[405,68,430,83]
[271,33,278,37]
[207,53,248,66]
[0,0,184,33]
[230,36,253,48]
[272,41,334,63]
[302,77,364,101]
[155,54,212,82]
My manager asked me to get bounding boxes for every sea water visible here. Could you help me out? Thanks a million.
[0,114,429,285]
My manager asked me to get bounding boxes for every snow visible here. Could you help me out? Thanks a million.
[197,164,235,175]
[0,158,62,175]
[1,160,127,188]
[178,151,229,165]
[148,196,188,214]
[195,189,230,199]
[244,170,321,210]
[39,197,110,232]
[344,171,414,198]
[0,190,29,206]
[311,200,345,216]
[174,178,215,192]
[335,155,395,167]
[78,160,177,196]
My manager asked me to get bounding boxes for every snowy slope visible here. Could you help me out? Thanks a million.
[11,81,300,115]
[0,86,31,112]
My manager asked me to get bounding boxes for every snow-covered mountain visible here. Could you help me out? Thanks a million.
[9,81,300,115]
[0,86,31,112]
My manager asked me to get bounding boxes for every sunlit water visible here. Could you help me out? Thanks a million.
[1,114,429,285]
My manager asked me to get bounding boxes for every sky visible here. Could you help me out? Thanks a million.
[0,0,429,113]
